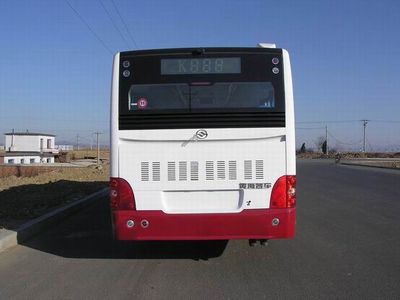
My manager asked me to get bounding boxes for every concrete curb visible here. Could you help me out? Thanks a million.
[0,187,109,253]
[340,160,400,170]
[0,230,17,253]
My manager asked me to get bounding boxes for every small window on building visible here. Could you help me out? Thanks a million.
[8,159,15,164]
[47,139,52,149]
[40,138,44,151]
[30,158,35,163]
[47,158,51,163]
[21,159,25,164]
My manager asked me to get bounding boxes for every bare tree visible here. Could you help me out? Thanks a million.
[300,143,306,153]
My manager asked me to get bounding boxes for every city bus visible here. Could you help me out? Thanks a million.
[110,44,296,243]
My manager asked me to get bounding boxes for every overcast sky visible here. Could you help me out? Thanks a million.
[0,0,399,150]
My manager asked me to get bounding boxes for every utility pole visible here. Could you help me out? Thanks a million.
[362,120,369,153]
[325,125,328,155]
[10,128,15,151]
[94,132,102,165]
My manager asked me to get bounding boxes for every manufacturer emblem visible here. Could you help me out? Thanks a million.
[195,129,208,139]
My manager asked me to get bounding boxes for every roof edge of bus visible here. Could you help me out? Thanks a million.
[257,43,276,48]
[119,47,283,56]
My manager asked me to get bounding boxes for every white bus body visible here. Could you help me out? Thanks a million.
[110,46,296,240]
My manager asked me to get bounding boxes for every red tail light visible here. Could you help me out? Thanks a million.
[110,177,135,210]
[270,175,296,208]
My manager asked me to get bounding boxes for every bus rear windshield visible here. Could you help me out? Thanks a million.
[128,82,276,112]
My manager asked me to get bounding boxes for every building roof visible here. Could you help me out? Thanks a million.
[3,152,55,157]
[4,132,55,137]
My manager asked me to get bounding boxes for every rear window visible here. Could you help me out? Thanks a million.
[128,82,275,112]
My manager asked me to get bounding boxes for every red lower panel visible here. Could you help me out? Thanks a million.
[112,208,296,240]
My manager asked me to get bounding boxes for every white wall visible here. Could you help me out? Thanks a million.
[40,157,55,163]
[5,155,41,164]
[6,135,39,152]
[5,135,57,153]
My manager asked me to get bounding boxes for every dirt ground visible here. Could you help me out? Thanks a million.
[0,161,109,230]
[0,164,109,192]
[58,149,110,162]
[297,152,400,159]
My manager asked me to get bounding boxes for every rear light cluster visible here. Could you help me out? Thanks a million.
[110,177,136,210]
[270,175,296,209]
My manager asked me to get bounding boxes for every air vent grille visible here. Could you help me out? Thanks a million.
[141,162,149,181]
[140,159,264,182]
[190,161,199,181]
[120,112,285,130]
[228,161,237,180]
[206,161,214,180]
[179,161,187,181]
[152,162,160,181]
[217,161,226,180]
[255,160,264,179]
[167,162,176,181]
[244,160,252,180]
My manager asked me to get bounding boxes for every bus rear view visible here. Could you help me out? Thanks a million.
[110,44,296,242]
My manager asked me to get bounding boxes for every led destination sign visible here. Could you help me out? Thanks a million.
[161,57,241,75]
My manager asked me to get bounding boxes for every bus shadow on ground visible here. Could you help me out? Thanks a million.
[18,197,229,259]
[0,180,108,230]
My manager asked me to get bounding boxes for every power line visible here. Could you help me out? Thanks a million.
[98,0,131,48]
[0,116,108,123]
[109,0,139,48]
[327,130,363,146]
[64,0,113,55]
[0,128,108,133]
[296,120,360,124]
[368,120,400,123]
[297,119,400,124]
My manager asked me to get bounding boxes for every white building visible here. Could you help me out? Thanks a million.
[56,144,74,151]
[2,132,59,164]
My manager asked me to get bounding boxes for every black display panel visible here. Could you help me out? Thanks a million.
[161,57,241,74]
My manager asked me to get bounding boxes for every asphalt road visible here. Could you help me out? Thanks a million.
[1,160,399,299]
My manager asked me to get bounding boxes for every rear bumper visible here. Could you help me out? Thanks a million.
[112,208,296,240]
